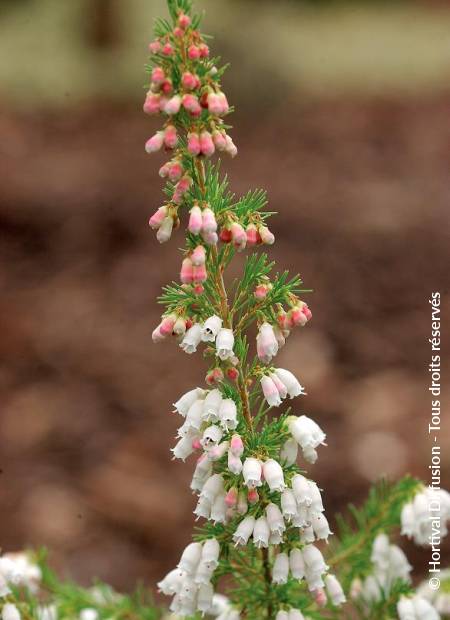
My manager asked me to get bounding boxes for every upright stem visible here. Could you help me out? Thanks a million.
[262,548,273,619]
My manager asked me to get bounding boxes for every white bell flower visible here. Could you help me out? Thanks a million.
[266,503,286,535]
[228,450,243,475]
[172,435,196,461]
[281,489,298,521]
[201,538,220,567]
[219,399,238,431]
[288,611,305,620]
[233,516,255,546]
[197,582,214,614]
[194,495,212,520]
[302,544,328,575]
[215,328,235,360]
[178,542,203,575]
[289,549,305,580]
[2,605,20,620]
[252,516,270,548]
[260,375,282,407]
[202,315,223,342]
[210,492,227,524]
[280,438,298,466]
[180,323,203,354]
[201,425,223,450]
[157,568,186,595]
[325,574,346,606]
[243,457,263,488]
[300,525,315,544]
[310,513,332,541]
[289,415,326,451]
[269,531,284,545]
[272,553,289,584]
[200,474,225,502]
[276,612,289,620]
[203,389,223,422]
[291,474,312,506]
[263,459,286,492]
[274,368,305,398]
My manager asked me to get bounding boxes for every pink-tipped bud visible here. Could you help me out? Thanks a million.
[159,313,177,336]
[217,92,229,114]
[173,176,192,205]
[314,589,328,607]
[225,487,238,508]
[231,222,247,249]
[200,131,215,157]
[143,92,161,115]
[189,205,203,234]
[173,317,187,336]
[161,79,173,95]
[188,44,200,60]
[149,205,168,229]
[162,42,174,56]
[148,40,161,54]
[163,94,181,115]
[212,130,227,151]
[202,208,217,234]
[254,283,271,300]
[193,283,204,295]
[226,367,239,382]
[219,226,232,243]
[277,309,288,330]
[159,163,170,178]
[225,135,238,158]
[164,125,178,149]
[145,131,164,153]
[246,223,260,246]
[178,13,191,29]
[259,225,275,245]
[180,257,194,284]
[199,43,210,58]
[247,488,259,505]
[152,325,165,343]
[168,160,183,182]
[187,132,201,156]
[151,67,165,85]
[201,230,218,246]
[181,71,198,91]
[173,26,184,38]
[191,245,206,266]
[193,264,207,283]
[156,216,174,243]
[207,93,221,115]
[182,94,202,116]
[230,434,244,457]
[205,367,224,386]
[289,306,308,328]
[302,303,312,321]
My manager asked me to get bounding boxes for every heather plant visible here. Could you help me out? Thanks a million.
[0,2,448,620]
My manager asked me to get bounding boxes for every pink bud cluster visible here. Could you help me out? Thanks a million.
[152,312,193,343]
[219,221,275,251]
[278,301,312,331]
[180,245,208,294]
[188,204,218,246]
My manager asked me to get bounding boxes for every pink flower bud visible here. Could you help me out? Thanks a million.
[246,223,260,246]
[230,434,244,457]
[202,208,217,233]
[162,42,174,56]
[168,160,183,182]
[217,92,229,114]
[259,225,275,245]
[201,230,218,246]
[173,317,187,336]
[191,245,206,266]
[189,205,203,234]
[199,43,210,58]
[159,163,170,178]
[164,125,178,149]
[212,130,227,151]
[193,283,204,295]
[161,79,173,95]
[152,326,165,343]
[193,264,207,283]
[156,216,174,243]
[188,44,200,60]
[178,13,191,29]
[143,92,161,115]
[182,72,198,90]
[200,131,215,157]
[225,487,238,508]
[173,27,184,38]
[180,257,194,284]
[226,367,239,381]
[219,226,232,243]
[314,589,328,607]
[247,488,259,504]
[160,313,177,336]
[148,40,161,54]
[182,94,202,116]
[303,303,312,321]
[254,284,270,300]
[231,222,247,249]
[207,93,222,115]
[173,176,192,204]
[205,367,224,385]
[149,205,168,229]
[145,131,164,153]
[151,67,165,85]
[225,134,238,158]
[289,306,308,328]
[277,309,288,330]
[187,132,201,156]
[163,94,181,115]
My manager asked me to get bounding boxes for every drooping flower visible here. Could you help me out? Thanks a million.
[274,368,306,399]
[272,553,289,585]
[233,516,255,546]
[202,315,222,342]
[215,328,235,360]
[256,322,279,363]
[243,457,262,488]
[252,516,270,549]
[218,398,238,431]
[263,459,286,492]
[180,323,203,354]
[260,375,282,407]
[325,574,346,606]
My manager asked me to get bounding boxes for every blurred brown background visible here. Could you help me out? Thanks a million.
[0,0,449,595]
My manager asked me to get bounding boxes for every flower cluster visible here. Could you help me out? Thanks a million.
[401,487,450,546]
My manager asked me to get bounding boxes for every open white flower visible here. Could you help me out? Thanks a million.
[180,324,203,354]
[215,328,235,360]
[202,315,223,342]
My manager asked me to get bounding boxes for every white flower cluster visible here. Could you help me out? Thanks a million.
[180,316,235,360]
[158,539,223,617]
[350,535,440,619]
[281,416,326,465]
[260,369,305,408]
[401,487,450,547]
[172,388,238,461]
[0,552,42,595]
[417,570,450,616]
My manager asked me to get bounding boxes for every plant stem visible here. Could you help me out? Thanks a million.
[262,548,273,619]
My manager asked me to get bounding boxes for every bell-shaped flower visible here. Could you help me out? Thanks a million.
[289,549,305,580]
[291,474,312,505]
[281,489,298,521]
[302,544,328,575]
[2,605,20,620]
[200,474,224,503]
[256,322,279,364]
[178,542,203,575]
[325,574,346,606]
[412,596,440,620]
[310,513,332,541]
[289,415,326,451]
[202,315,223,342]
[300,525,315,545]
[397,597,418,620]
[219,398,238,431]
[266,503,286,536]
[230,434,244,457]
[203,389,223,422]
[274,368,305,398]
[269,531,283,545]
[210,491,227,525]
[263,459,286,492]
[215,328,235,360]
[157,568,186,595]
[197,582,214,614]
[156,216,174,244]
[270,372,288,399]
[181,399,204,434]
[243,457,262,488]
[173,388,205,417]
[252,516,270,548]
[201,538,220,568]
[194,495,212,521]
[233,516,255,546]
[280,438,298,466]
[172,435,196,461]
[180,323,203,354]
[260,375,282,407]
[228,450,243,475]
[272,553,289,585]
[201,425,223,450]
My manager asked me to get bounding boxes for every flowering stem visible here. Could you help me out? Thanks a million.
[262,548,273,619]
